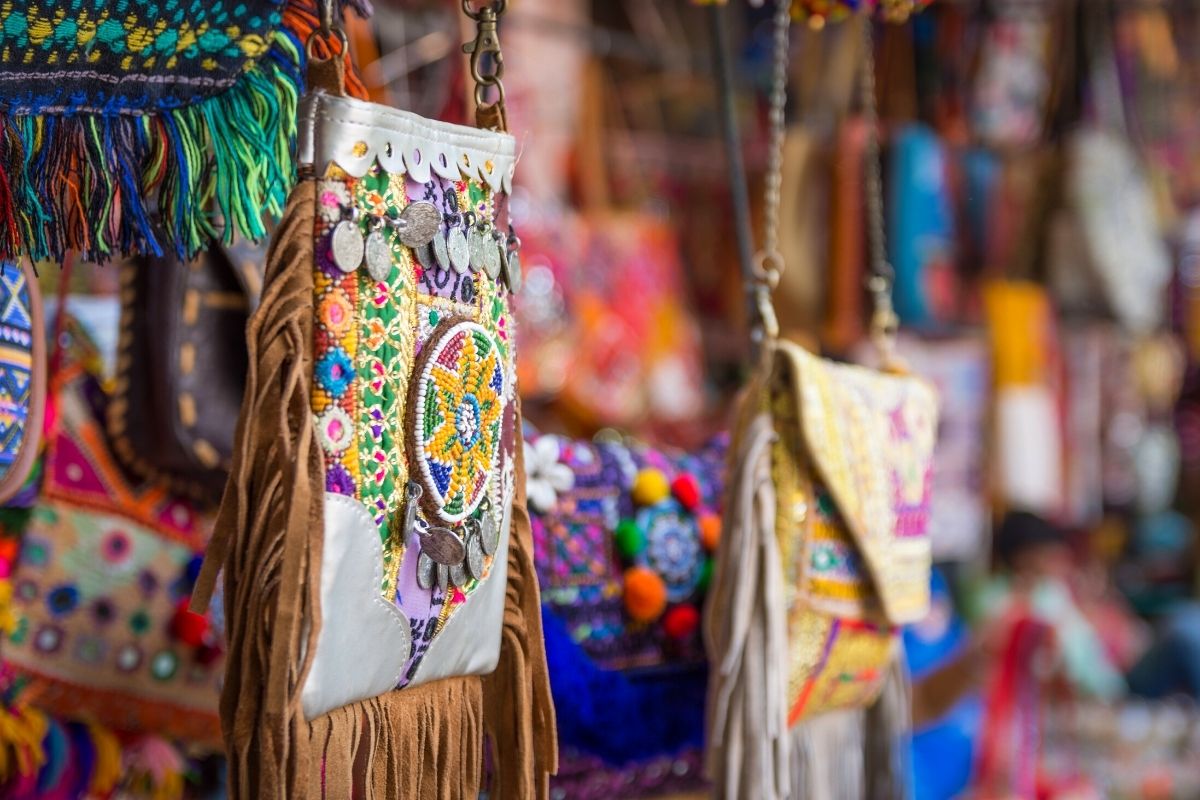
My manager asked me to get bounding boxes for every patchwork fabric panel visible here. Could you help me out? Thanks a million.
[528,432,725,669]
[310,152,516,688]
[1,319,221,746]
[0,261,36,486]
[785,613,896,724]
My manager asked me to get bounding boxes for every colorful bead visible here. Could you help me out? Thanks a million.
[632,468,669,506]
[614,519,646,560]
[697,558,714,593]
[623,566,668,623]
[670,473,701,511]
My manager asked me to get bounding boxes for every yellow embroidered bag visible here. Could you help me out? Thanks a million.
[705,7,938,798]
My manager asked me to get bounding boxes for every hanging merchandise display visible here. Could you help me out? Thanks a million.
[0,312,222,796]
[108,242,266,506]
[191,2,555,797]
[0,0,367,264]
[705,7,938,799]
[0,259,43,505]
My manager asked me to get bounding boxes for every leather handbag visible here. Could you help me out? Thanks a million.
[0,259,44,505]
[192,9,555,797]
[109,243,264,505]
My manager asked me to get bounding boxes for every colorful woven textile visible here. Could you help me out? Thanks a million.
[528,430,725,669]
[0,316,221,755]
[0,0,365,263]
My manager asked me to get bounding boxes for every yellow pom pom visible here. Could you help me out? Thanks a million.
[631,468,670,506]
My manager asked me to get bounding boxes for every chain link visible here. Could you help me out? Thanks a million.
[859,18,893,286]
[858,18,901,366]
[753,0,792,290]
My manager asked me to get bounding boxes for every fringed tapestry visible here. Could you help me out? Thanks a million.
[0,314,222,797]
[527,430,724,797]
[0,0,367,264]
[192,55,555,799]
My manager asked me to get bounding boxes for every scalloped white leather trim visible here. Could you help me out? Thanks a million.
[298,92,516,193]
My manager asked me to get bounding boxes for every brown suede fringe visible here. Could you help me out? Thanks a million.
[193,177,556,799]
[482,428,558,799]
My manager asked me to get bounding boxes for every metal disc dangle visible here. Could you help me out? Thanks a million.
[331,219,364,274]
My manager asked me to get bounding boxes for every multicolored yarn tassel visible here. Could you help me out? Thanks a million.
[0,0,366,265]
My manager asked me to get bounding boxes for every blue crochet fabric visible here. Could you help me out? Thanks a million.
[542,606,706,764]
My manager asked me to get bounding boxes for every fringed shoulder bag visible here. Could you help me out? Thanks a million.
[191,3,556,797]
[705,7,939,799]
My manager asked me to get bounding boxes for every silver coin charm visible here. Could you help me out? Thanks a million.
[365,228,392,281]
[437,563,449,593]
[465,531,485,581]
[416,551,436,590]
[422,527,466,565]
[413,242,436,271]
[447,227,471,274]
[479,509,499,556]
[504,248,523,293]
[395,202,441,248]
[468,225,489,274]
[483,231,503,280]
[331,220,364,274]
[449,561,469,588]
[433,230,452,271]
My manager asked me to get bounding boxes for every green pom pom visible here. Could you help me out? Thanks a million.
[614,519,646,559]
[697,557,714,592]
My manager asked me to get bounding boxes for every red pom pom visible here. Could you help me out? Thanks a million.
[671,473,701,511]
[170,600,211,647]
[662,603,700,640]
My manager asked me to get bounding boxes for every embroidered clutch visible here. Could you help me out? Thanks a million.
[771,340,937,721]
[1,316,221,748]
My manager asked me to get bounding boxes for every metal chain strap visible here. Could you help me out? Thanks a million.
[750,0,792,345]
[858,18,901,363]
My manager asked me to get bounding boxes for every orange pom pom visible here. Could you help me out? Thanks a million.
[623,566,668,623]
[699,513,722,551]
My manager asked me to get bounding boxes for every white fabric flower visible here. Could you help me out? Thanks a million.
[524,435,575,513]
[317,180,352,224]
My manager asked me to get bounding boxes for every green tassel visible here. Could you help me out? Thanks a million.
[0,29,303,264]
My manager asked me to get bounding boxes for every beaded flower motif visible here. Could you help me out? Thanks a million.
[412,320,506,524]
